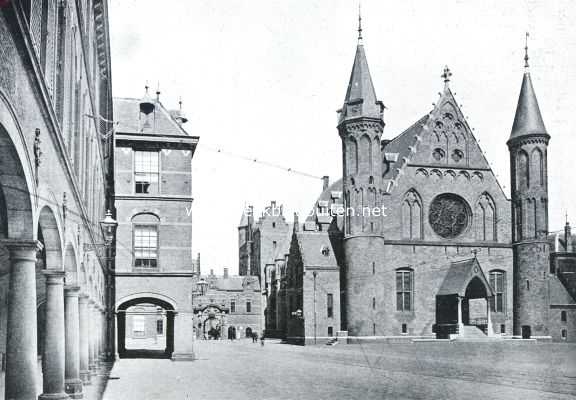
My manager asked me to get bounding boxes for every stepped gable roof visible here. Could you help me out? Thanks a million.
[437,258,494,297]
[113,97,189,136]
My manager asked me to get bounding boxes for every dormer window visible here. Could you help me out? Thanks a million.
[321,246,330,257]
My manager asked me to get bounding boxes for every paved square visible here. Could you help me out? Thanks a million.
[101,340,576,400]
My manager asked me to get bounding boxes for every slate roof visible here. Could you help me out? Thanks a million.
[338,44,382,124]
[509,72,548,141]
[295,231,339,268]
[113,97,189,136]
[549,275,576,305]
[437,258,494,297]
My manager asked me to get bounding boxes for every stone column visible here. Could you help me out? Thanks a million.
[99,307,106,362]
[457,296,464,336]
[486,297,494,337]
[171,311,195,361]
[88,301,99,372]
[64,285,83,398]
[4,240,41,400]
[78,294,91,384]
[39,270,68,400]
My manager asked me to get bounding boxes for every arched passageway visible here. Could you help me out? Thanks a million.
[117,297,175,359]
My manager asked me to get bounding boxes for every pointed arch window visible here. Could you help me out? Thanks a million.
[359,134,372,175]
[475,193,497,241]
[401,190,423,240]
[348,137,358,175]
[531,148,543,186]
[517,150,529,189]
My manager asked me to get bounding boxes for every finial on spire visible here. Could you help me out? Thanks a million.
[524,32,530,70]
[357,2,363,43]
[441,65,452,88]
[179,96,183,111]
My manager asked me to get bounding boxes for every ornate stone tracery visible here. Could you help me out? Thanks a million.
[429,193,470,239]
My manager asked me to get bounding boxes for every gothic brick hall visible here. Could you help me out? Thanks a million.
[255,30,576,344]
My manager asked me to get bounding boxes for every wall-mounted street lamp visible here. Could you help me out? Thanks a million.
[291,309,303,319]
[84,210,118,257]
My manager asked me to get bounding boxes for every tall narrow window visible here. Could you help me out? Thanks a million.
[134,225,158,268]
[134,151,159,194]
[396,268,414,311]
[132,315,145,337]
[246,301,251,313]
[132,213,160,269]
[230,301,236,313]
[489,270,506,312]
[156,319,164,335]
[402,190,422,240]
[327,294,334,318]
[561,311,567,322]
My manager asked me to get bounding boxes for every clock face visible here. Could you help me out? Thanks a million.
[429,193,470,238]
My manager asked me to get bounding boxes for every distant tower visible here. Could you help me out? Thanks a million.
[238,206,254,276]
[337,16,386,335]
[508,35,551,338]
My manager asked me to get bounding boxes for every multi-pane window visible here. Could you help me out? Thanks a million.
[230,301,236,313]
[489,271,506,313]
[156,319,164,335]
[134,151,159,194]
[396,269,413,312]
[132,315,145,337]
[327,294,334,318]
[246,301,251,313]
[134,225,158,268]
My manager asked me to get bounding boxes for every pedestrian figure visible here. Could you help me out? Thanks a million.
[253,332,258,343]
[260,334,265,347]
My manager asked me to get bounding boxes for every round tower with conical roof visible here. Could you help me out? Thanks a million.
[508,36,551,338]
[337,24,386,335]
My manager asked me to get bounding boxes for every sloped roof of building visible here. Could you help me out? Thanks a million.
[274,224,293,261]
[113,97,189,136]
[509,71,547,141]
[295,231,339,269]
[549,274,576,305]
[206,275,260,292]
[437,258,494,297]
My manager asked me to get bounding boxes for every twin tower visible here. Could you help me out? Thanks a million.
[337,37,551,337]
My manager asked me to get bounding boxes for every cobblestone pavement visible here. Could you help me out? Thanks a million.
[101,339,576,400]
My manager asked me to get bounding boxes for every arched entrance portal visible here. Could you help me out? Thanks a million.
[435,259,495,339]
[117,297,175,358]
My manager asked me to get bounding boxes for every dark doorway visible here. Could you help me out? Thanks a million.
[245,327,253,338]
[521,325,531,339]
[117,297,175,359]
[228,326,236,340]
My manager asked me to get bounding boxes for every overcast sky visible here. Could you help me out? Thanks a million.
[109,0,576,275]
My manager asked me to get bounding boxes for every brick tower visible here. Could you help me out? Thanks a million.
[337,24,386,335]
[508,39,551,338]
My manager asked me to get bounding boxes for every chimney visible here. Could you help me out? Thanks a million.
[293,212,299,232]
[322,176,330,191]
[566,221,573,252]
[210,269,214,276]
[223,268,229,279]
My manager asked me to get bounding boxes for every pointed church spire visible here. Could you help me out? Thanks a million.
[509,33,548,141]
[338,11,384,125]
[357,2,363,43]
[524,32,530,70]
